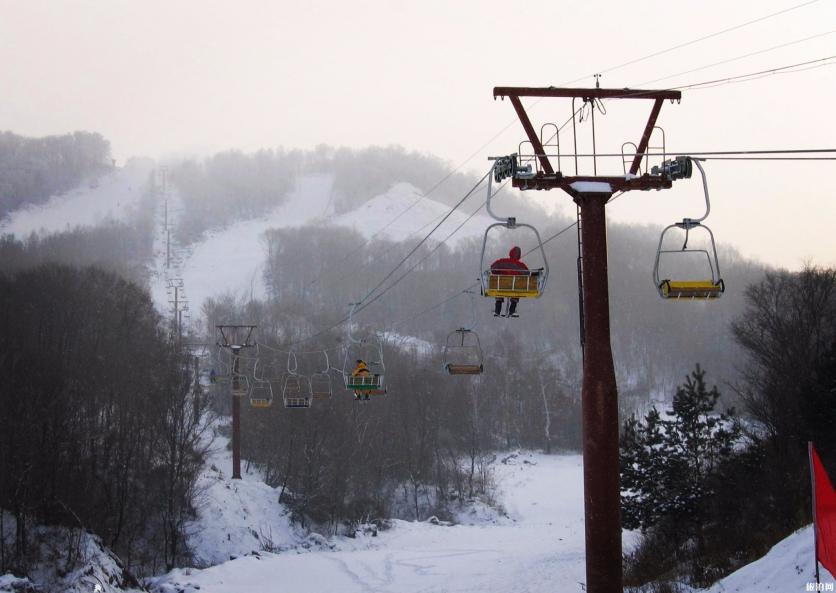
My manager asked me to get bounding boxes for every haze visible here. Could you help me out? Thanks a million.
[1,0,834,269]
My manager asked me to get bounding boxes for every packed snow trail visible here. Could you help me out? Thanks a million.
[154,453,595,593]
[172,176,491,312]
[0,161,152,237]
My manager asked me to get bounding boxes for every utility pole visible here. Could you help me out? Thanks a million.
[160,166,170,270]
[493,85,681,593]
[216,325,256,480]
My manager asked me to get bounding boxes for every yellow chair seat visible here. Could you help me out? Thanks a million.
[660,280,724,299]
[484,273,542,299]
[250,399,273,408]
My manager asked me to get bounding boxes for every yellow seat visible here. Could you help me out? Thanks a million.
[660,280,724,299]
[250,398,273,409]
[483,273,542,298]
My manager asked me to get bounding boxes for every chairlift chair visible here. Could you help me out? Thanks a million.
[282,352,311,408]
[443,328,484,375]
[480,162,549,300]
[342,304,386,395]
[652,158,725,300]
[310,351,333,401]
[249,381,274,409]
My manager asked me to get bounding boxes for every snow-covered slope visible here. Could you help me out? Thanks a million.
[151,452,601,593]
[335,182,490,247]
[172,177,491,313]
[0,160,152,237]
[186,424,300,567]
[699,525,834,592]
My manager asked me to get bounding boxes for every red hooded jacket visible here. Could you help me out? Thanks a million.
[491,246,529,275]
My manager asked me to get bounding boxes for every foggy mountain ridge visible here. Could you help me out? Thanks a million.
[0,140,766,409]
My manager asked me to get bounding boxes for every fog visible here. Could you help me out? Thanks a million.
[1,0,835,270]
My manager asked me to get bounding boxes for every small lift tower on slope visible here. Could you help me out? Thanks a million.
[216,324,257,480]
[493,85,683,593]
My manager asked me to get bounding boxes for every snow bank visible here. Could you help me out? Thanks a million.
[0,160,153,238]
[0,516,142,593]
[699,525,834,592]
[185,425,300,567]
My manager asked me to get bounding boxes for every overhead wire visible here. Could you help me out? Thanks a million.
[265,171,490,351]
[256,5,835,352]
[299,2,816,294]
[566,0,822,84]
[635,30,836,88]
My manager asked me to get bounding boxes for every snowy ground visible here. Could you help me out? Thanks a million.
[699,525,834,592]
[185,423,301,567]
[154,452,596,593]
[0,160,152,237]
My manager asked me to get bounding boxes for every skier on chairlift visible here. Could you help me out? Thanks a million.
[490,245,528,318]
[352,359,372,401]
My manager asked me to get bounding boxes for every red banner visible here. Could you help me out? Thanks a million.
[811,443,836,576]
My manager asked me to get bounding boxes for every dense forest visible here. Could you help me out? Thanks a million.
[0,264,209,575]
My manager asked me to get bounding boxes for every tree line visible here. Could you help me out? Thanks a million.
[0,264,210,576]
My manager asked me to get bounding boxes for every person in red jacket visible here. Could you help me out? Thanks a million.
[490,245,528,317]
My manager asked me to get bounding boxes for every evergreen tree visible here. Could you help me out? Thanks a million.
[620,365,740,532]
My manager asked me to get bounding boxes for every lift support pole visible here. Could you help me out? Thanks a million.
[493,85,681,593]
[576,190,621,590]
[216,325,257,480]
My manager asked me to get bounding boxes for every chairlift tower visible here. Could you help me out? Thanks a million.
[493,85,683,593]
[216,325,257,480]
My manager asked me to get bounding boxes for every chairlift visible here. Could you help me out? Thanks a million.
[249,381,274,409]
[342,304,386,396]
[652,158,725,300]
[282,351,311,408]
[310,351,333,401]
[480,160,549,301]
[443,328,484,375]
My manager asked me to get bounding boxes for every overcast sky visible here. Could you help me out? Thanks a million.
[1,0,834,269]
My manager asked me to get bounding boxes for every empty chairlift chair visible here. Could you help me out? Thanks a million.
[443,328,484,375]
[282,352,311,409]
[652,158,725,300]
[249,381,274,409]
[310,351,333,401]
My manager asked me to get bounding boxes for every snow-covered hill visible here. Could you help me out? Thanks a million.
[186,424,301,567]
[153,176,492,315]
[336,182,489,247]
[697,525,834,592]
[0,160,152,238]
